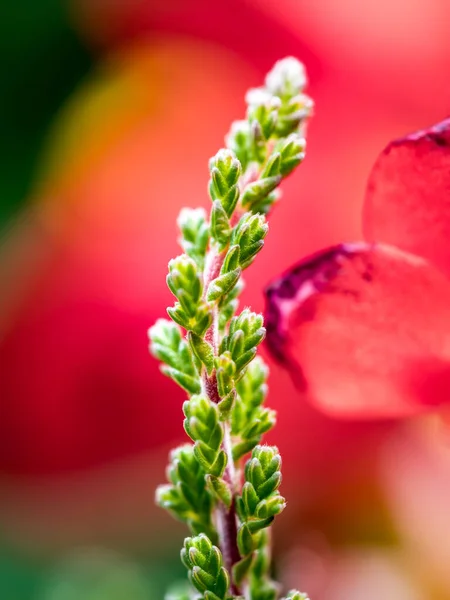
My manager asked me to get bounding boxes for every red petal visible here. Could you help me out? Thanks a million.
[363,118,450,276]
[265,243,450,418]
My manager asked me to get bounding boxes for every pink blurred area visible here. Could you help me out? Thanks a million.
[2,0,450,596]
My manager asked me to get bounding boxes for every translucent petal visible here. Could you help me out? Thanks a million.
[265,242,450,418]
[363,119,450,275]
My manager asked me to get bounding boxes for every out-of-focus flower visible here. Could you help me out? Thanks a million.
[265,120,450,418]
[380,417,450,597]
[363,119,450,276]
[2,2,450,577]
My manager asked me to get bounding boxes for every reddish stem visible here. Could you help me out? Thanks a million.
[202,246,242,595]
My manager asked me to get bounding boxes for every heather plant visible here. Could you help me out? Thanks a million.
[149,57,313,600]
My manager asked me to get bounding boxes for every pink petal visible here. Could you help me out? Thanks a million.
[265,242,450,418]
[363,118,450,276]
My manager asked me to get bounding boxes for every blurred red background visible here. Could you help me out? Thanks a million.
[1,1,450,598]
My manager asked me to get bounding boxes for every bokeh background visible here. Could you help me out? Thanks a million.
[1,1,450,598]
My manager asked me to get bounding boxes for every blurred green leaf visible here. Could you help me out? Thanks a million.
[0,0,93,229]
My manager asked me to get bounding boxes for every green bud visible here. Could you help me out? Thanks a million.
[184,396,222,447]
[225,120,251,172]
[276,94,314,138]
[208,149,242,217]
[283,591,310,600]
[177,207,209,269]
[231,213,269,269]
[156,445,216,539]
[149,320,189,372]
[245,446,283,500]
[236,356,269,410]
[246,88,281,142]
[181,535,230,600]
[167,254,202,304]
[220,309,266,376]
[183,396,229,476]
[276,134,306,176]
[265,57,307,98]
[210,200,232,249]
[241,407,276,439]
[255,496,286,519]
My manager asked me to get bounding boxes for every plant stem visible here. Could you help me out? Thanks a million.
[203,248,242,596]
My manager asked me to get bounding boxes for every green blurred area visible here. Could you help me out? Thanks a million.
[0,541,185,600]
[0,0,92,229]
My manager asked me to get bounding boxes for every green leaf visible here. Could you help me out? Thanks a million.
[210,200,232,248]
[192,305,213,336]
[188,332,214,375]
[256,472,282,499]
[261,152,281,178]
[232,553,254,586]
[232,438,260,462]
[234,347,257,373]
[167,304,190,329]
[228,330,245,362]
[214,566,230,599]
[191,566,215,592]
[242,481,260,517]
[204,592,223,600]
[217,389,236,420]
[194,440,217,466]
[237,523,254,557]
[205,475,232,508]
[221,245,241,274]
[255,496,286,519]
[215,352,236,397]
[241,175,281,209]
[245,457,266,491]
[161,366,201,395]
[277,135,306,176]
[207,268,241,302]
[209,450,227,477]
[246,517,274,534]
[231,213,268,269]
